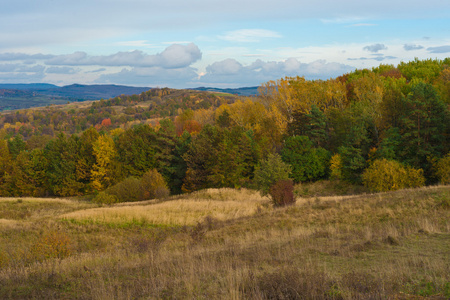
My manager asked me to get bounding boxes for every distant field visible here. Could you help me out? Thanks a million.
[0,186,449,299]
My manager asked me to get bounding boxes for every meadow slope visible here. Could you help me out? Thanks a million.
[0,186,449,299]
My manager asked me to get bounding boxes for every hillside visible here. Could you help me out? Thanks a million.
[0,185,449,299]
[191,86,259,96]
[0,57,448,199]
[0,84,258,111]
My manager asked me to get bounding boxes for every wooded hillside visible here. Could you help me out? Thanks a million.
[0,58,449,198]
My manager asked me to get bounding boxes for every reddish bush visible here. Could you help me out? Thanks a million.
[269,179,295,207]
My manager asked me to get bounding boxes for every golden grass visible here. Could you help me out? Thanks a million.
[61,188,269,226]
[0,197,74,203]
[0,186,449,299]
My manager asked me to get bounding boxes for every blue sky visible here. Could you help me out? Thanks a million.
[1,0,449,88]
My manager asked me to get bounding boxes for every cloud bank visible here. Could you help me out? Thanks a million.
[45,43,202,69]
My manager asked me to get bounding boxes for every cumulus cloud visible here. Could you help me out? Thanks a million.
[403,44,424,51]
[45,43,202,68]
[427,45,450,53]
[95,66,200,87]
[363,44,387,53]
[206,59,243,75]
[219,29,281,42]
[199,58,355,87]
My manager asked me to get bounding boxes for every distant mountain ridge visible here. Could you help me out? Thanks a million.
[0,83,258,111]
[0,83,152,100]
[190,86,259,96]
[0,83,58,90]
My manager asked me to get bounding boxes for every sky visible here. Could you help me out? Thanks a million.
[1,0,449,88]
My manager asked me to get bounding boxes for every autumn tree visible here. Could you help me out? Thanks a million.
[5,150,48,197]
[140,168,170,200]
[91,134,117,191]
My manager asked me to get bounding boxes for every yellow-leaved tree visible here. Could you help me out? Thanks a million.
[91,135,117,191]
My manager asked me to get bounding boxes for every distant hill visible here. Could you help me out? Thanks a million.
[190,86,259,96]
[0,84,259,111]
[39,84,153,100]
[0,84,152,111]
[0,83,58,90]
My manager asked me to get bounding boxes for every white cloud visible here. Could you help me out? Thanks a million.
[198,58,355,87]
[44,43,202,68]
[95,66,199,87]
[206,59,243,75]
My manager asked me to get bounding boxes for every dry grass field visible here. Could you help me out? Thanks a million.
[0,186,449,299]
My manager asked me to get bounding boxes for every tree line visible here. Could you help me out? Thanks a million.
[0,58,449,198]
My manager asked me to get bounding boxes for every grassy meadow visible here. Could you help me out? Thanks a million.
[0,185,449,299]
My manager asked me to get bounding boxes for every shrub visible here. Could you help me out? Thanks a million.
[140,169,170,200]
[435,153,450,184]
[93,191,118,205]
[362,159,425,192]
[29,231,71,262]
[269,179,295,207]
[106,177,143,202]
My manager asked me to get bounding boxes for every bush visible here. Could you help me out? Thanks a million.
[362,159,425,192]
[93,191,118,205]
[435,153,450,184]
[269,179,295,207]
[140,169,170,200]
[29,231,71,262]
[106,177,143,202]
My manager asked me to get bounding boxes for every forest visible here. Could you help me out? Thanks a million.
[0,58,449,200]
